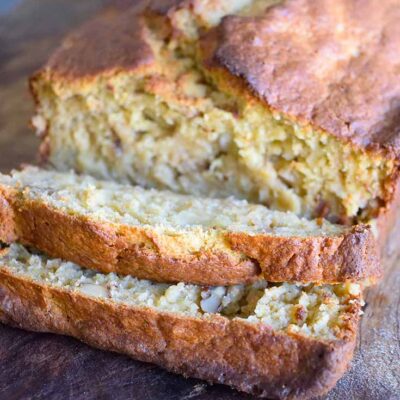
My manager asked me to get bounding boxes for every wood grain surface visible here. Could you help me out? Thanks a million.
[0,1,399,399]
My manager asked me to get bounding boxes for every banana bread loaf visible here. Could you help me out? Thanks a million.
[30,0,400,233]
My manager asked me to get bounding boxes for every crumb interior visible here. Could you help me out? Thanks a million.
[1,243,362,340]
[1,167,344,237]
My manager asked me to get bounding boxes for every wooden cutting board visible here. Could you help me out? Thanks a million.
[0,1,399,399]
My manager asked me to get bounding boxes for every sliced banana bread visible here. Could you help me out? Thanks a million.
[31,0,400,231]
[0,167,379,285]
[0,243,362,399]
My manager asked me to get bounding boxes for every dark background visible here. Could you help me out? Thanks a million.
[0,1,399,399]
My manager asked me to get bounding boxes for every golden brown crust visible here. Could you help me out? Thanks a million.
[202,0,400,155]
[227,225,380,284]
[0,187,381,285]
[28,0,192,87]
[32,3,155,83]
[0,188,17,244]
[0,266,359,399]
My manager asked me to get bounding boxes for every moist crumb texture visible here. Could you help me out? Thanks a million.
[1,244,362,341]
[31,0,400,222]
[0,167,343,236]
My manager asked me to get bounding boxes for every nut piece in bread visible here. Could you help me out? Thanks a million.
[0,244,362,399]
[30,0,400,226]
[0,167,380,285]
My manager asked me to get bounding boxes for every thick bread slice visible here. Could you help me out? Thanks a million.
[0,244,362,399]
[0,167,380,285]
[30,0,400,224]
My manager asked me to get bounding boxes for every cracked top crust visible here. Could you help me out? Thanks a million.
[204,0,400,153]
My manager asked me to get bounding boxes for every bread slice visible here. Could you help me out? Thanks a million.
[0,243,362,399]
[0,167,380,286]
[30,0,400,226]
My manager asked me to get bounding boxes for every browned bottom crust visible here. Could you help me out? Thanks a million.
[0,266,358,400]
[0,188,381,286]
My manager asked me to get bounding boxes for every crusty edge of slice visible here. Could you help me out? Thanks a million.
[0,185,381,285]
[0,263,359,400]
